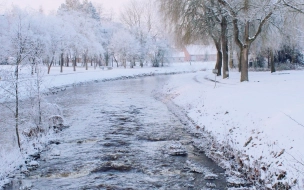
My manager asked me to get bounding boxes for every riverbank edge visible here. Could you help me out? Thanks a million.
[155,91,296,190]
[45,70,199,96]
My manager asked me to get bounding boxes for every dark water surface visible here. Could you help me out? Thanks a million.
[6,76,227,190]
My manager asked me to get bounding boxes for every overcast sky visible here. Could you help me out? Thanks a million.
[1,0,129,16]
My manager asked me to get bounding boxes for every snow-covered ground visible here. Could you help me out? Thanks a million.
[160,69,304,189]
[1,62,303,189]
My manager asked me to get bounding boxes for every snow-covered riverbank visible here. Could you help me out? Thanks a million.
[160,70,304,189]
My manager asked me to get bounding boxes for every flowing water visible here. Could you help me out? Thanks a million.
[5,75,227,189]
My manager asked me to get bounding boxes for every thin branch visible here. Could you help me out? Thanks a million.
[282,0,304,14]
[282,112,304,128]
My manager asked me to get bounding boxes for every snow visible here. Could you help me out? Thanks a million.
[160,69,304,189]
[1,62,304,189]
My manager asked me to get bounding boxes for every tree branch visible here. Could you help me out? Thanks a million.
[249,12,273,43]
[282,112,304,128]
[282,0,304,14]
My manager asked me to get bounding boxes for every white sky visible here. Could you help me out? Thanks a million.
[1,0,129,16]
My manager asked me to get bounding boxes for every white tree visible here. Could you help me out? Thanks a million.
[109,30,140,68]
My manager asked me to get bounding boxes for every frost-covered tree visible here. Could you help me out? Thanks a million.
[109,30,140,68]
[121,0,170,67]
[6,9,34,150]
[0,8,38,150]
[57,1,104,71]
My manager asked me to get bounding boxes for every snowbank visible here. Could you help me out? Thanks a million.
[160,69,304,189]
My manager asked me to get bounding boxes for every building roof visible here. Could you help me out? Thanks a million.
[186,45,217,55]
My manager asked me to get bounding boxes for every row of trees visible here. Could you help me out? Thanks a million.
[0,0,171,73]
[159,0,304,81]
[0,0,171,151]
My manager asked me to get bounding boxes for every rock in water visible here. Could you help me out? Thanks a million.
[206,182,216,188]
[48,115,65,132]
[204,173,219,180]
[167,142,188,156]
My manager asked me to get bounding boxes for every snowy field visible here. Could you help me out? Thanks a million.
[1,62,304,189]
[160,69,304,189]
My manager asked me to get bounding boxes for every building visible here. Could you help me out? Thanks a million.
[168,45,217,62]
[183,45,217,62]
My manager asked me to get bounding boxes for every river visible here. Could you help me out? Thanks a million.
[5,75,227,189]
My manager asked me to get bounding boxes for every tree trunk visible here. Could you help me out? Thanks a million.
[240,46,249,82]
[270,49,275,73]
[105,52,109,66]
[15,61,21,150]
[84,54,88,70]
[215,50,222,76]
[213,38,222,76]
[66,55,69,67]
[229,41,234,69]
[239,21,251,82]
[47,65,51,74]
[267,49,270,68]
[73,56,77,71]
[221,17,229,79]
[60,53,64,73]
[238,49,242,72]
[47,57,54,74]
[130,58,133,68]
